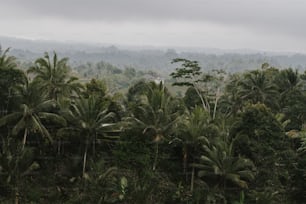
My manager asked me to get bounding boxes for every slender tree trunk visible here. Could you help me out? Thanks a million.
[213,88,220,120]
[57,139,61,155]
[5,88,12,116]
[92,134,96,156]
[14,193,19,204]
[190,166,195,192]
[153,142,159,171]
[82,142,88,178]
[223,179,227,203]
[22,128,28,151]
[183,146,188,182]
[193,84,208,111]
[14,187,19,204]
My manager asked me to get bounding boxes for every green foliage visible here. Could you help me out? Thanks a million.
[0,138,38,203]
[0,78,66,149]
[0,48,26,117]
[59,96,116,177]
[233,191,245,204]
[238,70,279,109]
[0,52,306,203]
[193,139,256,202]
[231,103,295,202]
[28,52,83,101]
[170,58,202,86]
[84,78,107,98]
[0,48,17,69]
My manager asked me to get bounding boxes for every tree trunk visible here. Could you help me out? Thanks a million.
[92,134,96,157]
[57,139,61,155]
[212,88,220,120]
[183,146,188,182]
[82,142,88,178]
[5,88,12,116]
[193,84,208,111]
[190,166,195,192]
[153,143,159,171]
[14,187,19,204]
[22,128,28,151]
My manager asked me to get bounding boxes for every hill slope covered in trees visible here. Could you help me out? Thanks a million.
[0,48,306,203]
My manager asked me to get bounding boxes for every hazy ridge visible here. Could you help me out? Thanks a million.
[2,36,306,73]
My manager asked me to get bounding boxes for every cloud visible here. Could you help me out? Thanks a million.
[3,0,306,36]
[1,0,306,52]
[3,0,305,22]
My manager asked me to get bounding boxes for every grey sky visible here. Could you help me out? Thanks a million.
[1,0,306,52]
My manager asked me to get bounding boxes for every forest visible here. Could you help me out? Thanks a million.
[0,47,306,204]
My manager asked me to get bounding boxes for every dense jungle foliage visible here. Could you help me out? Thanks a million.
[0,48,306,203]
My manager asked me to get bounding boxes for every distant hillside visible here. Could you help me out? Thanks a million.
[1,36,306,74]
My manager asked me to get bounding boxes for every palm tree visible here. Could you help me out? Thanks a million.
[0,138,39,204]
[275,68,304,105]
[28,52,82,101]
[238,70,278,108]
[174,106,218,192]
[126,81,182,171]
[274,68,306,129]
[0,78,66,150]
[219,74,244,117]
[60,96,115,177]
[0,47,17,69]
[0,48,26,116]
[193,139,255,197]
[276,68,301,100]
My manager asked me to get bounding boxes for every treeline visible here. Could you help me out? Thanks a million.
[6,37,306,75]
[0,48,306,203]
[74,61,161,93]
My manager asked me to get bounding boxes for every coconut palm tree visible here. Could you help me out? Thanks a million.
[0,47,17,69]
[174,106,219,192]
[28,52,82,101]
[238,70,278,109]
[0,78,66,150]
[276,68,301,91]
[274,68,306,129]
[60,96,115,178]
[126,81,182,171]
[275,68,302,103]
[0,137,39,204]
[219,73,244,117]
[0,48,26,117]
[193,139,255,197]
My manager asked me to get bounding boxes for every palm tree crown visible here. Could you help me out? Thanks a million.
[28,52,82,101]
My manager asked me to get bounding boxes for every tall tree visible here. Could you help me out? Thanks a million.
[60,96,115,177]
[0,48,26,116]
[237,70,278,109]
[170,58,226,119]
[28,52,82,101]
[126,81,182,171]
[219,73,244,117]
[174,106,219,192]
[0,47,17,69]
[193,139,255,202]
[170,58,208,111]
[230,103,292,201]
[0,78,66,150]
[275,68,306,129]
[0,138,39,204]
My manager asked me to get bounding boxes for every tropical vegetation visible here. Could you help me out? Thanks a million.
[0,47,306,203]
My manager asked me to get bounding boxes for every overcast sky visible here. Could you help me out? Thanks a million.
[1,0,306,52]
